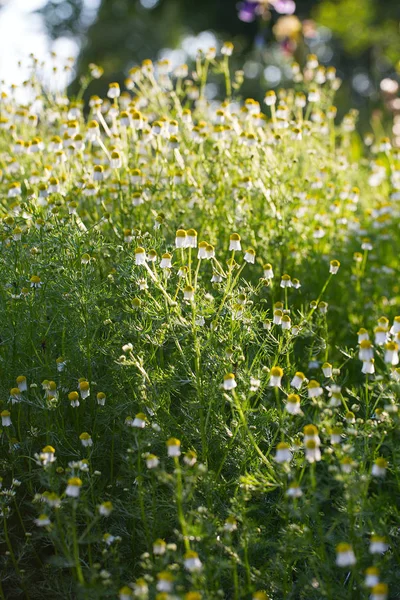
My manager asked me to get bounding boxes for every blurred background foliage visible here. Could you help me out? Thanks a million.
[29,0,400,125]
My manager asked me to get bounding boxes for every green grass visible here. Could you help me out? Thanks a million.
[0,52,400,600]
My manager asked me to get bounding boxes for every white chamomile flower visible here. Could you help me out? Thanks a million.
[184,551,203,572]
[153,538,167,555]
[286,482,302,498]
[336,543,356,567]
[145,454,160,469]
[372,457,388,477]
[307,380,323,398]
[135,247,146,265]
[290,372,306,390]
[269,366,283,387]
[329,259,340,274]
[364,567,379,588]
[132,413,147,428]
[244,248,255,264]
[285,394,301,415]
[99,501,113,517]
[263,263,274,279]
[223,373,237,390]
[166,438,181,457]
[229,233,241,251]
[65,477,82,498]
[34,514,51,527]
[369,535,388,555]
[370,583,388,600]
[274,442,292,463]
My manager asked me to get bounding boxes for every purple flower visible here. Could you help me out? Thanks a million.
[272,0,296,15]
[238,1,258,22]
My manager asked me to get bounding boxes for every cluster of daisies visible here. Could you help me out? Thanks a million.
[1,46,399,599]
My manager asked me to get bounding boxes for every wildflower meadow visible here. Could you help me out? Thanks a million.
[1,48,400,600]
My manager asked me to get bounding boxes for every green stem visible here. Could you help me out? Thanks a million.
[174,456,190,552]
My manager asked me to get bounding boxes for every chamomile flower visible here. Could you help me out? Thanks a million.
[322,362,333,378]
[286,482,303,498]
[184,551,203,571]
[341,456,354,474]
[269,366,283,387]
[9,388,21,404]
[97,392,106,406]
[65,477,82,498]
[336,543,356,567]
[305,440,321,463]
[244,248,255,263]
[167,438,181,457]
[153,539,167,555]
[197,241,208,259]
[275,442,292,463]
[264,90,277,106]
[103,533,116,546]
[370,583,388,600]
[132,413,147,428]
[186,228,198,248]
[8,182,22,197]
[291,372,306,390]
[372,457,388,477]
[133,579,148,596]
[329,259,340,274]
[307,380,323,398]
[285,394,301,415]
[263,263,274,279]
[184,450,197,466]
[390,316,400,335]
[221,41,234,56]
[183,285,195,301]
[223,516,238,532]
[303,424,320,445]
[145,453,160,469]
[328,385,342,408]
[362,239,373,251]
[229,233,241,251]
[107,82,120,99]
[79,432,93,447]
[374,327,388,346]
[369,535,388,554]
[68,391,80,407]
[171,228,187,249]
[78,380,90,399]
[384,341,399,365]
[99,501,113,517]
[364,567,380,588]
[359,340,374,361]
[34,514,51,527]
[30,275,42,288]
[160,253,172,269]
[362,360,375,375]
[280,274,292,288]
[223,373,237,390]
[39,445,56,466]
[119,586,133,600]
[156,572,174,592]
[1,410,11,427]
[330,426,343,444]
[81,253,91,265]
[358,328,369,342]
